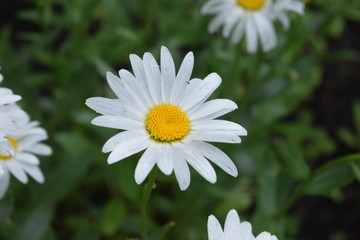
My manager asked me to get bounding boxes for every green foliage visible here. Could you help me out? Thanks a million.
[0,0,359,239]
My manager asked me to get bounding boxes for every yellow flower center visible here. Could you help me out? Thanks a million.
[0,137,18,160]
[145,104,190,143]
[237,0,266,10]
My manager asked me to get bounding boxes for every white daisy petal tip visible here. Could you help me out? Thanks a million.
[256,231,278,240]
[160,45,170,54]
[208,209,277,240]
[206,72,222,86]
[87,46,246,190]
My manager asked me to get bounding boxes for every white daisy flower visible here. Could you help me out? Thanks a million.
[208,209,278,240]
[86,46,247,190]
[201,0,304,53]
[0,105,52,198]
[0,66,22,160]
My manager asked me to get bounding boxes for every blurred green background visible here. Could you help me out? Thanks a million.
[0,0,360,239]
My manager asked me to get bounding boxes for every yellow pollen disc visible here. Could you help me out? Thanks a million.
[0,137,18,160]
[145,104,190,143]
[237,0,266,10]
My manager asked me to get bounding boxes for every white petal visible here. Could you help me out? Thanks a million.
[23,127,48,139]
[17,133,48,150]
[102,129,148,153]
[192,130,241,144]
[253,13,277,52]
[156,144,174,176]
[130,54,155,106]
[85,97,140,119]
[0,118,20,136]
[170,51,194,105]
[134,146,157,184]
[173,150,191,190]
[106,72,126,99]
[143,52,162,104]
[119,69,153,110]
[277,13,290,29]
[91,115,142,130]
[206,3,229,15]
[180,145,217,183]
[179,73,221,112]
[188,99,238,121]
[0,165,10,198]
[224,210,242,240]
[193,141,238,177]
[208,11,228,33]
[25,143,52,156]
[5,160,28,183]
[15,152,40,165]
[106,72,147,113]
[130,54,147,84]
[0,105,29,125]
[21,163,44,183]
[107,139,150,164]
[0,95,21,105]
[230,17,246,43]
[201,0,225,14]
[284,1,304,14]
[240,222,255,240]
[255,232,277,240]
[245,18,258,54]
[193,120,247,136]
[208,215,225,240]
[160,46,176,103]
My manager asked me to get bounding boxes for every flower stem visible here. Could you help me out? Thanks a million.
[140,168,158,240]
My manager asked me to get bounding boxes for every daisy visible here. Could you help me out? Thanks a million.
[0,105,52,198]
[208,209,278,240]
[0,66,22,159]
[201,0,304,53]
[86,46,247,190]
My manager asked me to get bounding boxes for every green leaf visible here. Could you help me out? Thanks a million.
[12,204,53,240]
[353,101,360,136]
[305,163,354,194]
[350,162,360,183]
[100,198,125,237]
[149,221,175,240]
[276,140,310,179]
[305,154,360,194]
[338,127,356,148]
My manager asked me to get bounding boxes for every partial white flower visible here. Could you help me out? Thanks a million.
[201,0,304,53]
[86,46,247,190]
[0,66,21,106]
[0,66,22,160]
[0,105,52,198]
[208,209,278,240]
[271,0,304,29]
